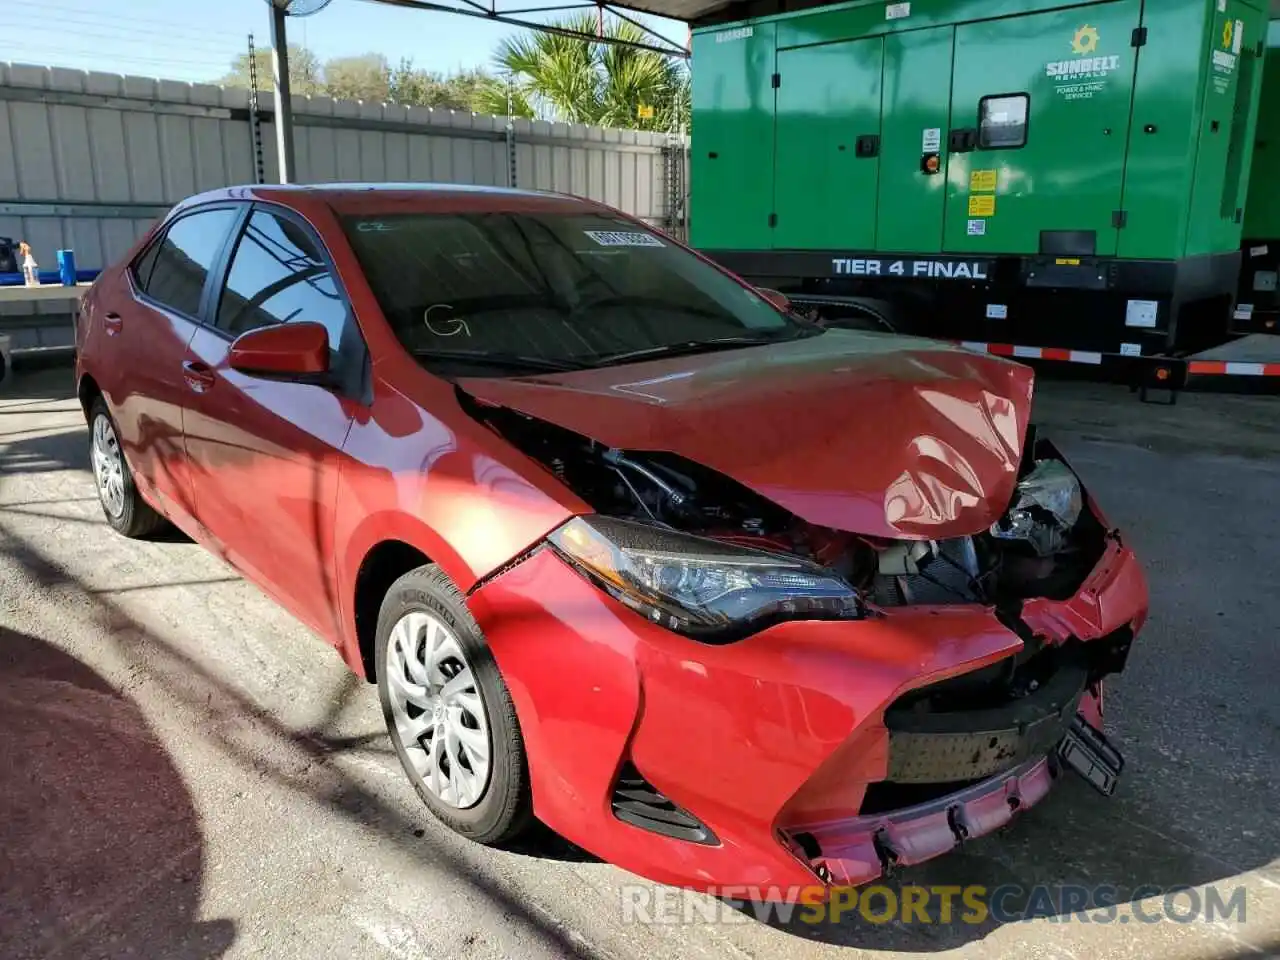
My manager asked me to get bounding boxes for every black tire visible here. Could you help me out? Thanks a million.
[375,563,532,844]
[88,397,165,539]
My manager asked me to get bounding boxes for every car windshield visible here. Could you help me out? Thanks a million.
[340,210,817,377]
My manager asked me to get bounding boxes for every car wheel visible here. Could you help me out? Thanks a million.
[376,563,532,844]
[88,397,165,538]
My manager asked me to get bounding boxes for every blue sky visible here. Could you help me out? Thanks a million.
[0,0,686,84]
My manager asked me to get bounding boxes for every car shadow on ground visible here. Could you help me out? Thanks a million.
[3,368,1277,955]
[0,627,237,960]
[0,363,74,404]
[499,820,601,864]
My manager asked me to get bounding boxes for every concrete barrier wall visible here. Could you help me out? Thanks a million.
[0,61,688,347]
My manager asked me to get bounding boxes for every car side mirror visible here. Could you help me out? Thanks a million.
[228,322,330,378]
[758,288,791,312]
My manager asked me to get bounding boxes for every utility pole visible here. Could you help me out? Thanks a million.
[269,3,296,184]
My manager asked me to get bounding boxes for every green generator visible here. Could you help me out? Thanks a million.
[1237,29,1280,336]
[690,0,1272,359]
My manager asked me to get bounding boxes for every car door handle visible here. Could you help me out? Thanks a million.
[182,360,216,393]
[103,312,123,336]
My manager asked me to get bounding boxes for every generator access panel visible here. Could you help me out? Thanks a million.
[691,0,1271,354]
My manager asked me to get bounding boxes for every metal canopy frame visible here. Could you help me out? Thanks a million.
[267,0,690,183]
[373,0,690,57]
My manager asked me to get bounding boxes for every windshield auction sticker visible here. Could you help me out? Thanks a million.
[584,230,664,247]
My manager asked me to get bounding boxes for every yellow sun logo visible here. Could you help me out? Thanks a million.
[1072,25,1100,55]
[1222,19,1234,50]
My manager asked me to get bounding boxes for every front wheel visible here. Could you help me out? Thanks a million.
[375,564,532,844]
[88,397,165,538]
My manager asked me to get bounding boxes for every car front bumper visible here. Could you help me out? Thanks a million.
[467,525,1148,893]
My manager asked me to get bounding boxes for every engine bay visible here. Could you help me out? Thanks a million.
[461,390,1109,611]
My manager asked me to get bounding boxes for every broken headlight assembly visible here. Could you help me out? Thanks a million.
[990,458,1083,557]
[549,515,863,641]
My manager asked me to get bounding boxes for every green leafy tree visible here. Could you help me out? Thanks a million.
[322,53,392,102]
[475,14,689,131]
[389,60,494,111]
[219,44,323,96]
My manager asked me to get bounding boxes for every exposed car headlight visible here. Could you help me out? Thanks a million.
[991,458,1083,557]
[548,516,863,641]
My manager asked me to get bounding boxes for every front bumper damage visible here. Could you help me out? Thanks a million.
[784,629,1132,887]
[467,507,1148,894]
[800,755,1056,885]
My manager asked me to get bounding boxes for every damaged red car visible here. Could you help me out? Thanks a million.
[75,184,1148,893]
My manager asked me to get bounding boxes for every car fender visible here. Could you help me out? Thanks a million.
[335,506,479,670]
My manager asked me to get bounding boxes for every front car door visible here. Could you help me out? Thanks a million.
[182,204,366,640]
[101,205,241,527]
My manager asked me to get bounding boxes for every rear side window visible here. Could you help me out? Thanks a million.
[141,208,238,318]
[130,239,162,290]
[215,210,348,354]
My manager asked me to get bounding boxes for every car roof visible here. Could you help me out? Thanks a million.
[171,183,611,219]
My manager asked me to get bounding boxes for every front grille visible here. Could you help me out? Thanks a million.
[880,645,1089,784]
[610,762,717,845]
[861,628,1133,814]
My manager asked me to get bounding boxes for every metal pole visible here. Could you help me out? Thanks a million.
[505,79,517,189]
[247,34,266,185]
[269,4,296,184]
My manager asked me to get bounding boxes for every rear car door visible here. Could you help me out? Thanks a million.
[943,1,1141,257]
[104,205,241,525]
[182,205,364,639]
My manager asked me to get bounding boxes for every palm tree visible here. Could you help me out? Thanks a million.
[475,14,689,132]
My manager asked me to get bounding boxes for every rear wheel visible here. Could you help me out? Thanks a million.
[375,564,531,844]
[88,397,164,538]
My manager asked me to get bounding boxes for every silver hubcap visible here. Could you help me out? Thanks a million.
[386,611,492,809]
[91,414,126,519]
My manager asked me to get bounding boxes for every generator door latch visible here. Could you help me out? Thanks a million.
[948,128,979,153]
[855,134,881,158]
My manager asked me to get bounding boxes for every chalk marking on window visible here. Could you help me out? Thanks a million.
[424,304,470,337]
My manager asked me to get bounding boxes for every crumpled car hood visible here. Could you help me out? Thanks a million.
[459,330,1035,539]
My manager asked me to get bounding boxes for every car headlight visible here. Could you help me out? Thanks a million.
[548,516,863,641]
[991,458,1083,557]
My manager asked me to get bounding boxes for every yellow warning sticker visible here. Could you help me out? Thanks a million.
[970,169,998,192]
[968,194,996,217]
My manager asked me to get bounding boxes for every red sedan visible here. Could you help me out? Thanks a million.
[75,184,1147,894]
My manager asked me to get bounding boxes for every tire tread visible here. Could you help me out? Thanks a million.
[376,563,532,845]
[89,397,166,539]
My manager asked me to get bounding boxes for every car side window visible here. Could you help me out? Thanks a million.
[215,210,349,359]
[140,208,239,318]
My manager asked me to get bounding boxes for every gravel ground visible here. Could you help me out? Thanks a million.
[1,366,1278,960]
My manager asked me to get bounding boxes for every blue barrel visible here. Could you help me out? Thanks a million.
[56,249,77,286]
